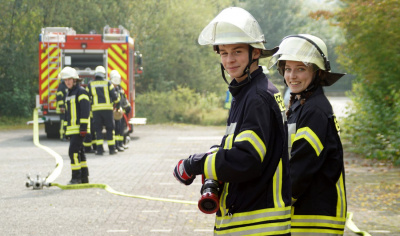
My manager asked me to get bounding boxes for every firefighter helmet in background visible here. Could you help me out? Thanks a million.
[198,7,278,58]
[110,70,121,85]
[95,65,106,78]
[58,66,80,80]
[268,34,346,86]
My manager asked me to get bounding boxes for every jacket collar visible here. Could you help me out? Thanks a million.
[229,67,263,97]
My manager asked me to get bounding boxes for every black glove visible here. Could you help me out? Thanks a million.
[173,153,208,185]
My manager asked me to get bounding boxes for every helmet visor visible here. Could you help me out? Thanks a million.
[198,7,265,46]
[268,37,325,70]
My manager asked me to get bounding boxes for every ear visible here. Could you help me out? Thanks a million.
[252,48,261,60]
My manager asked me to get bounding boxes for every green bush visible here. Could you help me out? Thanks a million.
[136,86,228,126]
[342,82,400,165]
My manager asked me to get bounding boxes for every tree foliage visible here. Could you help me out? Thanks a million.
[334,0,400,164]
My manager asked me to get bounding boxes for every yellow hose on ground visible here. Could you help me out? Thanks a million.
[31,108,196,205]
[345,212,371,236]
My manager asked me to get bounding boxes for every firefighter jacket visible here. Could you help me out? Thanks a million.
[64,85,91,136]
[86,77,119,111]
[288,86,347,235]
[203,67,292,235]
[56,80,68,114]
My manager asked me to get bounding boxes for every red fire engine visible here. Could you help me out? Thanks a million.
[37,25,144,138]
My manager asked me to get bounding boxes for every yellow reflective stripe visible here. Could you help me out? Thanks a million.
[215,207,291,235]
[78,94,89,102]
[91,85,98,105]
[96,139,104,145]
[66,126,80,135]
[294,127,324,156]
[219,183,229,217]
[224,134,234,149]
[107,139,115,145]
[291,214,346,231]
[83,142,91,147]
[57,91,64,96]
[71,153,81,170]
[72,98,77,126]
[336,172,346,218]
[273,159,285,208]
[204,153,217,180]
[80,118,89,124]
[104,85,110,104]
[215,222,291,236]
[81,161,88,168]
[235,130,266,162]
[92,104,113,111]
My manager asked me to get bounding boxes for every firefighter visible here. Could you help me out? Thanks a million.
[173,7,291,235]
[109,70,129,152]
[60,66,90,185]
[56,79,67,141]
[269,34,347,235]
[87,66,119,155]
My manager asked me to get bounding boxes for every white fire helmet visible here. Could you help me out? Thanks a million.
[198,7,277,58]
[110,70,121,85]
[269,34,345,86]
[95,65,106,77]
[58,66,80,80]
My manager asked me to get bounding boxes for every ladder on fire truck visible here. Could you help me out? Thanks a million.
[41,27,75,112]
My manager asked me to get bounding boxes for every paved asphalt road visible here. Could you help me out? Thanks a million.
[0,99,398,235]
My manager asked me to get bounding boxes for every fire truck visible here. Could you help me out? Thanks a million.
[37,25,144,138]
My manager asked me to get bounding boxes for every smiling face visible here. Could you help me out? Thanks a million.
[284,60,315,94]
[219,44,260,83]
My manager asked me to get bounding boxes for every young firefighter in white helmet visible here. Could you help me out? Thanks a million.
[173,7,291,235]
[269,34,347,235]
[59,66,91,184]
[110,70,131,151]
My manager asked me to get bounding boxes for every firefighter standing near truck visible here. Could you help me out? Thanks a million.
[173,7,291,235]
[60,66,91,185]
[86,66,119,155]
[110,70,131,151]
[56,79,68,141]
[269,34,347,235]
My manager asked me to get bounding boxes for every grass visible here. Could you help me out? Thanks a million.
[0,116,33,130]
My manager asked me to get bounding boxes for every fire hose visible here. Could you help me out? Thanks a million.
[26,107,196,206]
[26,108,371,235]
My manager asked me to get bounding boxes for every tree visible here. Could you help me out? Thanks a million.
[334,0,400,163]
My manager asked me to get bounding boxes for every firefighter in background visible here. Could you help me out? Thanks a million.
[173,7,291,235]
[269,34,347,235]
[56,79,67,141]
[86,66,119,155]
[110,70,131,151]
[60,66,90,185]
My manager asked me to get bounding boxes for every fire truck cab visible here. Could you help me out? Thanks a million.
[37,25,144,138]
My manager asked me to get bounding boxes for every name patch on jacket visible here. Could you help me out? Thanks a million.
[274,93,286,112]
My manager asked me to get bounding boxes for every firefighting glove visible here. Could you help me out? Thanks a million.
[173,153,208,185]
[173,159,195,185]
[80,130,87,137]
